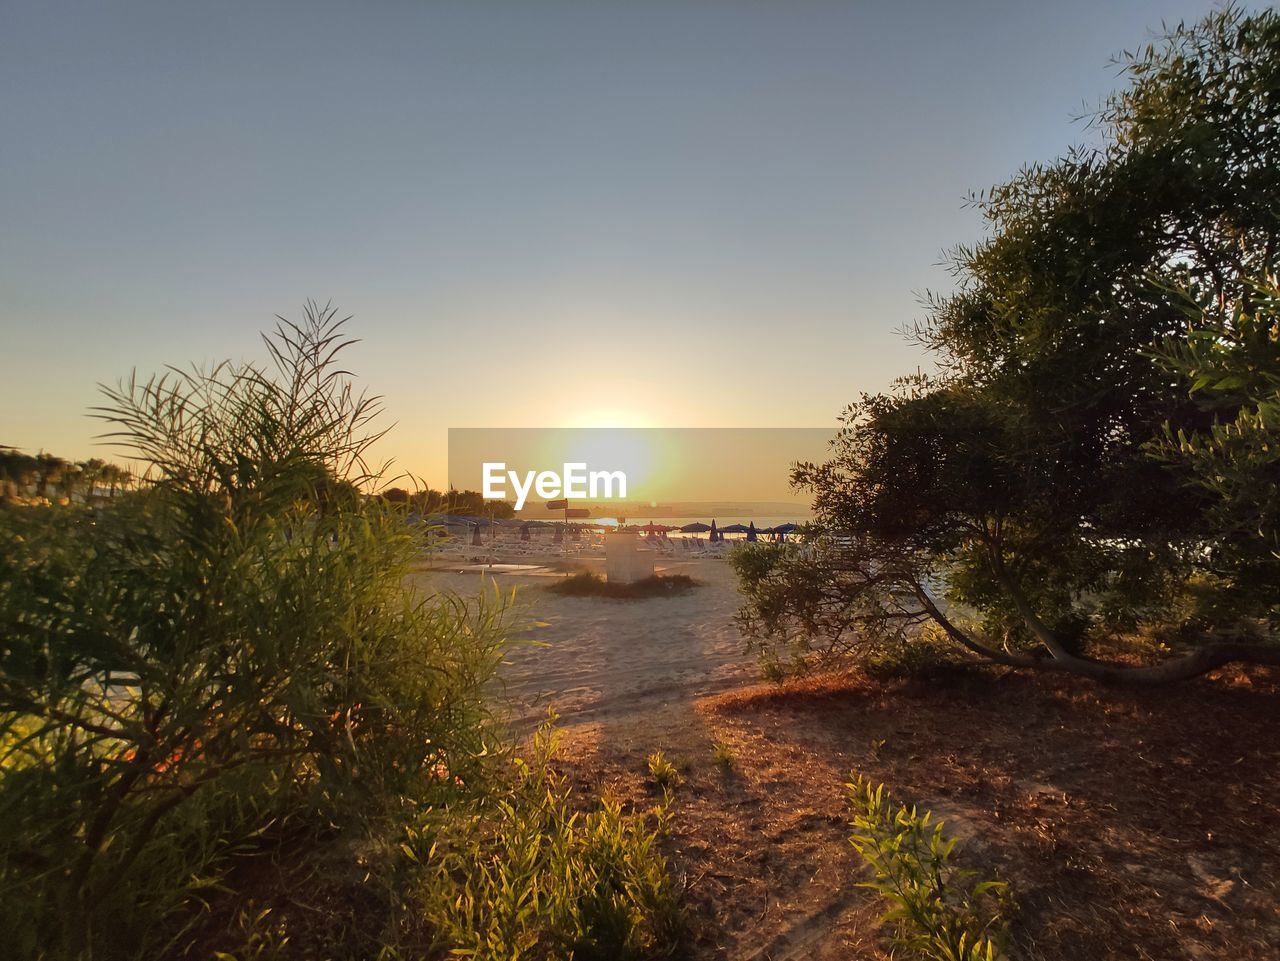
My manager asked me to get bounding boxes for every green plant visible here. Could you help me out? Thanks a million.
[646,752,682,791]
[863,625,963,681]
[737,6,1280,683]
[0,306,511,959]
[212,905,292,961]
[848,775,1010,961]
[412,725,682,960]
[712,741,734,775]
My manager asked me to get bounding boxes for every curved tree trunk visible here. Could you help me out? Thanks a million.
[912,585,1280,685]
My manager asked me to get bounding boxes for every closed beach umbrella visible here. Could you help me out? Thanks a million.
[709,519,719,542]
[470,524,482,547]
[553,524,563,544]
[520,523,530,541]
[746,521,757,542]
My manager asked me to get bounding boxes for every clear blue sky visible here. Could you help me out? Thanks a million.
[1,0,1218,483]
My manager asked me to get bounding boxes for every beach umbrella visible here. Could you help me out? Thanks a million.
[773,522,799,534]
[720,524,750,534]
[432,514,475,527]
[709,519,719,542]
[679,522,711,533]
[746,521,758,543]
[470,525,483,547]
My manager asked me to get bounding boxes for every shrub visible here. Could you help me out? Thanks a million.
[712,741,734,775]
[848,775,1011,961]
[0,308,511,958]
[645,752,681,791]
[412,726,683,960]
[546,573,697,599]
[863,625,964,681]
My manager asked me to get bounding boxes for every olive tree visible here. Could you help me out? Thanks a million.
[737,7,1280,684]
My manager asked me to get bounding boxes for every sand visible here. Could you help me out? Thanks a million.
[409,553,755,730]
[406,552,1280,959]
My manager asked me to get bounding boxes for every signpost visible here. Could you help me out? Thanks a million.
[545,500,590,549]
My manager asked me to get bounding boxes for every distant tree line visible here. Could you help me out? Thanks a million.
[0,448,133,503]
[379,486,515,518]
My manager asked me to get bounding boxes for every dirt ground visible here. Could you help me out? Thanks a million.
[413,558,1280,959]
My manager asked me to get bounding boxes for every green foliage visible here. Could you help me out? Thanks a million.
[645,751,681,791]
[848,776,1010,961]
[733,540,951,678]
[1150,279,1280,619]
[738,6,1280,681]
[711,741,734,775]
[862,625,963,681]
[412,726,683,960]
[0,305,511,958]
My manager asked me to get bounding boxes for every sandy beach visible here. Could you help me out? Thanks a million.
[408,552,1280,960]
[409,552,756,731]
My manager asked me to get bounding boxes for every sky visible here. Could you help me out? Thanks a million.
[447,428,837,507]
[1,0,1220,486]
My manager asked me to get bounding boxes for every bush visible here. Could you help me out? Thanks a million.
[411,726,683,960]
[0,308,508,959]
[0,307,686,960]
[848,775,1011,961]
[645,751,681,791]
[863,625,965,681]
[545,573,697,599]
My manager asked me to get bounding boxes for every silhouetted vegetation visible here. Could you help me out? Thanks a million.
[0,305,679,960]
[547,572,698,599]
[0,448,133,503]
[736,6,1280,684]
[380,485,515,518]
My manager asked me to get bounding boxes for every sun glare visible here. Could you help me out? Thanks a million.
[562,408,656,428]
